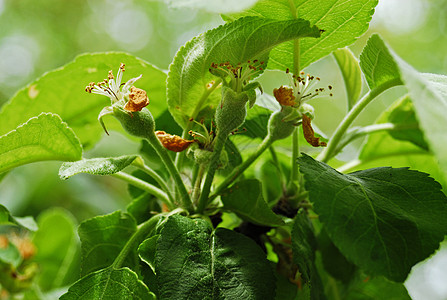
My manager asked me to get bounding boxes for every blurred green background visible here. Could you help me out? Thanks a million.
[1,0,446,299]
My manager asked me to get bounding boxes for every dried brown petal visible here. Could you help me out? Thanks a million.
[124,86,150,112]
[273,86,296,107]
[155,130,195,152]
[302,115,327,147]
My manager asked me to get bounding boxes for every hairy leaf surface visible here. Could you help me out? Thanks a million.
[59,155,138,179]
[156,215,275,299]
[167,16,320,128]
[60,266,155,299]
[0,113,82,173]
[78,211,137,276]
[226,0,378,70]
[298,154,447,282]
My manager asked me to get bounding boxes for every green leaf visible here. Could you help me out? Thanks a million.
[156,215,276,299]
[221,179,284,226]
[0,52,167,149]
[386,96,428,151]
[359,34,447,183]
[345,275,411,300]
[396,66,447,184]
[291,211,325,299]
[291,211,316,283]
[0,113,82,174]
[78,211,137,277]
[359,34,403,89]
[359,96,429,163]
[60,266,155,300]
[317,229,356,284]
[138,235,159,273]
[226,0,378,70]
[0,204,38,231]
[167,16,320,128]
[0,240,22,268]
[59,155,138,180]
[297,154,447,282]
[32,208,80,291]
[333,48,362,110]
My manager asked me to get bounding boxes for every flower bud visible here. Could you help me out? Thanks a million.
[112,107,155,139]
[215,86,249,136]
[267,106,297,141]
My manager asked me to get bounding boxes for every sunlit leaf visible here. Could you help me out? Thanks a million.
[156,215,276,299]
[59,155,138,180]
[167,16,320,128]
[0,53,167,149]
[0,113,82,174]
[359,34,403,89]
[298,154,447,282]
[226,0,378,70]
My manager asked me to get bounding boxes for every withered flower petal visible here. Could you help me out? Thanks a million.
[124,86,150,112]
[302,115,327,147]
[273,86,296,107]
[155,130,195,152]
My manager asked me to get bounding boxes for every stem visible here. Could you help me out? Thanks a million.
[192,164,206,205]
[146,133,193,212]
[317,79,402,163]
[111,172,170,207]
[334,122,419,155]
[288,127,300,189]
[196,132,228,214]
[175,79,222,168]
[112,214,162,269]
[133,161,175,207]
[269,146,285,187]
[209,135,274,201]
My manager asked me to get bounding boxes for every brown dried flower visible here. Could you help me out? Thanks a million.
[155,131,195,152]
[302,115,327,147]
[124,86,150,112]
[273,86,296,107]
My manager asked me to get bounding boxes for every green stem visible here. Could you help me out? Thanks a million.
[111,172,170,207]
[317,79,402,163]
[334,122,419,155]
[192,164,206,206]
[196,132,228,214]
[112,214,162,269]
[146,133,193,212]
[209,135,274,201]
[132,160,175,208]
[288,127,300,188]
[269,146,285,187]
[175,79,222,168]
